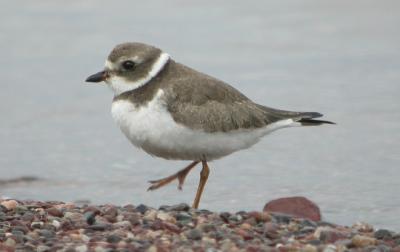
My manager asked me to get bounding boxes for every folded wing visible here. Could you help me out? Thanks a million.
[164,72,333,133]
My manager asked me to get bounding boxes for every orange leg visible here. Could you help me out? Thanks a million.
[192,161,210,209]
[147,161,199,191]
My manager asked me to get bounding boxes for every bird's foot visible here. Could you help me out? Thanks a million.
[147,161,199,191]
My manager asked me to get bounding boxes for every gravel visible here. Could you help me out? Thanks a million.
[0,199,399,251]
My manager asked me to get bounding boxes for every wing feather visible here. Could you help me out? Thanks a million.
[161,62,333,132]
[164,74,284,132]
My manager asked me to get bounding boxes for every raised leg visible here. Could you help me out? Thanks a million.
[147,161,199,191]
[192,161,210,209]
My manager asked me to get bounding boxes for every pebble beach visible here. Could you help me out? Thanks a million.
[0,199,399,252]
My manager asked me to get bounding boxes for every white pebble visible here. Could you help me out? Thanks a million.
[4,238,16,247]
[143,209,157,221]
[52,220,61,229]
[157,211,175,222]
[323,245,337,252]
[94,246,107,252]
[81,234,90,242]
[75,245,88,252]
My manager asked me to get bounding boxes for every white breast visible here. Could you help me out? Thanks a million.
[111,89,296,161]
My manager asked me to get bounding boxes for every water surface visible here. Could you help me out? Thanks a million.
[0,1,399,230]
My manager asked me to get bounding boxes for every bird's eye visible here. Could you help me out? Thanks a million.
[122,60,135,70]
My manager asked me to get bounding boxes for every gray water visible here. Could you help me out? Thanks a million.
[1,1,399,230]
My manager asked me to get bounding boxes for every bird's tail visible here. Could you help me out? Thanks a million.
[295,112,336,126]
[257,105,335,126]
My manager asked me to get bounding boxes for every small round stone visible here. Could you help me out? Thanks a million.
[1,200,18,211]
[4,237,17,247]
[84,211,97,225]
[156,211,175,222]
[87,223,110,231]
[124,212,141,225]
[106,234,122,243]
[317,228,348,243]
[38,230,55,239]
[37,245,51,252]
[264,222,280,239]
[113,221,132,229]
[47,207,63,217]
[351,234,377,247]
[104,205,118,217]
[185,229,203,240]
[302,244,318,252]
[15,205,29,214]
[12,225,29,234]
[75,244,88,252]
[64,212,83,221]
[322,244,336,252]
[352,222,374,233]
[376,244,393,252]
[163,203,190,212]
[21,212,35,222]
[31,221,44,229]
[136,204,149,214]
[52,220,61,230]
[176,212,192,223]
[374,229,393,240]
[143,209,157,221]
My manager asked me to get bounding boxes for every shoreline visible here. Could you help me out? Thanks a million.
[0,199,399,251]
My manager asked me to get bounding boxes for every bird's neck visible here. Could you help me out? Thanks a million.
[112,57,177,106]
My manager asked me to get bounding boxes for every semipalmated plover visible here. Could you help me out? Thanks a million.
[86,42,334,209]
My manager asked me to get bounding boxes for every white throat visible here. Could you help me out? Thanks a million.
[105,52,170,96]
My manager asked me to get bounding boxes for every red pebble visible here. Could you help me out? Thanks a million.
[263,196,321,221]
[47,207,64,217]
[236,228,254,240]
[0,244,14,252]
[162,222,181,233]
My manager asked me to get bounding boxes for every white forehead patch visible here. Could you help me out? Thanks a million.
[105,52,170,96]
[105,60,115,70]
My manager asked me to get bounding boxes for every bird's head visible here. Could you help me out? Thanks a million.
[86,42,170,95]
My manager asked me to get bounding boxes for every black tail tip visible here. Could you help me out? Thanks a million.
[299,118,336,126]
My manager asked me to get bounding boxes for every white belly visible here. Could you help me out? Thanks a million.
[111,89,295,161]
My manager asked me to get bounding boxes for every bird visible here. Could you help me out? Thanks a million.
[86,42,334,209]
